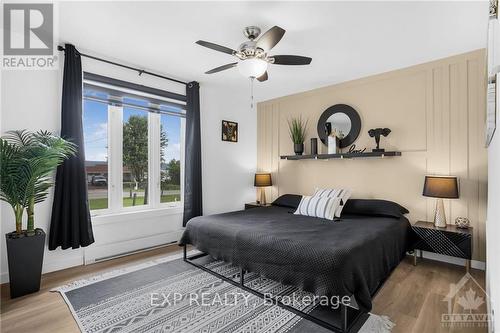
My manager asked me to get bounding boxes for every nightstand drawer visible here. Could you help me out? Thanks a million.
[412,221,472,260]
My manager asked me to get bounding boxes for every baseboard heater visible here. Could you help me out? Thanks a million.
[88,241,178,264]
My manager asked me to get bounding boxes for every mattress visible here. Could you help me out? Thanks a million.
[179,205,411,311]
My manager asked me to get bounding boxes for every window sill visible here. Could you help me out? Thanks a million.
[91,205,183,226]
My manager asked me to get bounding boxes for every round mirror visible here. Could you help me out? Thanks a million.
[317,104,361,148]
[327,113,352,137]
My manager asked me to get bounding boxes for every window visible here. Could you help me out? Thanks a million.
[83,98,109,210]
[160,113,182,204]
[122,106,149,207]
[83,74,186,215]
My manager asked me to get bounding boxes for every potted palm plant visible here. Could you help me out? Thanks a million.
[287,116,308,155]
[0,130,75,298]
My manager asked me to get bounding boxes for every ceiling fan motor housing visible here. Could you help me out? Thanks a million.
[243,26,261,40]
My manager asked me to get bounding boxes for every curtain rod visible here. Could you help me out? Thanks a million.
[57,45,188,86]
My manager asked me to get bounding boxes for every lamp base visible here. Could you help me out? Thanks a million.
[434,198,447,227]
[260,188,267,205]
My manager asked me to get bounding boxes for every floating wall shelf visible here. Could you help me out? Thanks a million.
[280,151,402,160]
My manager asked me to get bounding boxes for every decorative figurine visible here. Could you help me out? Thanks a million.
[455,217,470,229]
[368,128,391,152]
[347,144,366,154]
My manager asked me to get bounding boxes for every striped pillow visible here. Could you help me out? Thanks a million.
[294,196,342,220]
[313,188,352,217]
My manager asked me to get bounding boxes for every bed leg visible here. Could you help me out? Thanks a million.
[240,268,244,286]
[183,245,187,261]
[340,303,348,332]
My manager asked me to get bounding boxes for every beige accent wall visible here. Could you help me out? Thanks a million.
[257,49,488,261]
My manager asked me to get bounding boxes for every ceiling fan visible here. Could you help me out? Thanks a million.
[196,26,312,82]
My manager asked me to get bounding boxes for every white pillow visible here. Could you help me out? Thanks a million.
[294,196,342,221]
[313,188,352,217]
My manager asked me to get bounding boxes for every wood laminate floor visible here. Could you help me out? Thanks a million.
[0,245,488,333]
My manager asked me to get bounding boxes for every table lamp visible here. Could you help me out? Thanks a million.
[254,173,272,205]
[422,176,459,227]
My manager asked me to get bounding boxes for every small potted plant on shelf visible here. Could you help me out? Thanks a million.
[0,130,75,298]
[287,116,308,155]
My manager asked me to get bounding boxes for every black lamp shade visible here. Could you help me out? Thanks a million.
[254,173,272,187]
[423,176,459,199]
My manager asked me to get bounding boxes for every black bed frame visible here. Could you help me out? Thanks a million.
[183,244,367,332]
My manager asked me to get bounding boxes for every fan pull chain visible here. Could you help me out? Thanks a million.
[250,77,255,110]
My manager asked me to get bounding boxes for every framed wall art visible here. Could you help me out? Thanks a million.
[490,0,498,19]
[222,120,238,142]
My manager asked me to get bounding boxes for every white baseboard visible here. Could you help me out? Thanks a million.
[419,251,486,270]
[1,253,84,284]
[84,230,184,264]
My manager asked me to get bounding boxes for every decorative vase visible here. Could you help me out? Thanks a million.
[328,136,338,154]
[455,217,470,229]
[310,138,318,155]
[294,143,304,155]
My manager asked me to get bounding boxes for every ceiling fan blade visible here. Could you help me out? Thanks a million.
[196,40,236,55]
[271,55,312,65]
[256,26,286,51]
[257,71,268,82]
[205,63,237,74]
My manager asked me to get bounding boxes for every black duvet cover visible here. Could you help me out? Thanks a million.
[179,206,411,311]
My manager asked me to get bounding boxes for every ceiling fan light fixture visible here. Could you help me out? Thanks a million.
[197,25,312,83]
[238,58,268,78]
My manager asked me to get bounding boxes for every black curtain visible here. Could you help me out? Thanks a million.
[183,81,202,226]
[49,44,94,250]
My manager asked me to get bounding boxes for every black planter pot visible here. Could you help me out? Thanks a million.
[294,143,304,155]
[5,229,45,298]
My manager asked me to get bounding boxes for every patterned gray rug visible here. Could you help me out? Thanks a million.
[53,252,394,333]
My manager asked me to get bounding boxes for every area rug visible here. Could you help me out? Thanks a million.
[53,251,394,333]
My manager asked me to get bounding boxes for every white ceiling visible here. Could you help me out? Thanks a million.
[59,1,490,101]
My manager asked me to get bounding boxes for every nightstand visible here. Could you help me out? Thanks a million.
[244,202,272,210]
[412,221,472,272]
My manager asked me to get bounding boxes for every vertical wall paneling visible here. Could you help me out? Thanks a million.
[257,50,487,260]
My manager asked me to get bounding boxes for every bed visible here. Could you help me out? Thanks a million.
[179,196,412,331]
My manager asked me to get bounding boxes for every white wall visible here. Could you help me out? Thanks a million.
[0,55,257,282]
[486,15,500,333]
[486,86,500,332]
[1,69,86,279]
[200,82,257,215]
